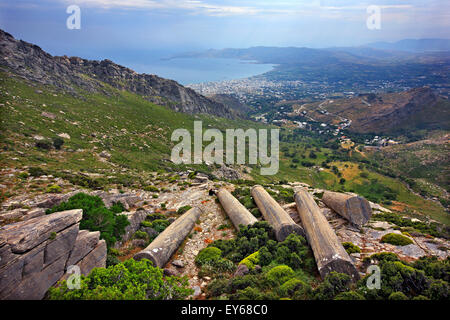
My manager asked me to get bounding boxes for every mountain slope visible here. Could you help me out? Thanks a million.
[0,30,233,119]
[294,87,449,135]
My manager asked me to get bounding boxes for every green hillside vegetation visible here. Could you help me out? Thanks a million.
[0,71,447,226]
[199,222,450,300]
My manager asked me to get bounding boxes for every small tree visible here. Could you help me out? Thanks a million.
[52,137,65,150]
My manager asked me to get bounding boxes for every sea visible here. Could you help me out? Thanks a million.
[122,56,275,85]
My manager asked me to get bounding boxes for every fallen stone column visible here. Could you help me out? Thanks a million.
[251,185,304,241]
[134,207,202,268]
[322,191,372,226]
[294,189,359,281]
[217,188,258,230]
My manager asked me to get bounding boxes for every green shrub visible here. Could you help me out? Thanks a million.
[279,278,311,299]
[342,242,361,254]
[412,256,449,282]
[46,184,62,193]
[195,247,222,266]
[143,185,159,192]
[106,254,120,267]
[177,205,192,215]
[134,230,148,240]
[18,172,29,180]
[28,167,46,177]
[366,252,399,262]
[334,291,365,300]
[266,265,295,285]
[250,208,261,218]
[52,137,64,150]
[48,259,193,300]
[199,258,236,277]
[207,279,231,297]
[380,233,413,246]
[374,261,430,298]
[46,193,130,247]
[388,292,408,300]
[239,251,259,270]
[146,213,166,221]
[314,272,351,300]
[140,220,153,228]
[151,219,170,233]
[35,140,52,150]
[426,280,449,300]
[373,212,444,238]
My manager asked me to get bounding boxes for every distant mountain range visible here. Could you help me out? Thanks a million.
[172,39,450,65]
[0,30,233,119]
[365,38,450,52]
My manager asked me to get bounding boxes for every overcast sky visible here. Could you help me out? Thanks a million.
[0,0,448,60]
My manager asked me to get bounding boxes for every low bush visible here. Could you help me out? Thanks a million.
[342,242,361,254]
[388,292,408,300]
[334,291,365,300]
[195,247,222,266]
[46,184,62,193]
[48,259,193,300]
[151,219,170,233]
[380,233,413,246]
[177,205,192,215]
[266,265,295,285]
[314,272,352,300]
[46,193,129,247]
[239,251,259,270]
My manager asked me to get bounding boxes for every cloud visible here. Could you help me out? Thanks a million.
[55,0,416,16]
[56,0,260,16]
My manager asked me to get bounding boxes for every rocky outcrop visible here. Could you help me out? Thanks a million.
[0,190,144,224]
[0,209,106,300]
[0,29,233,119]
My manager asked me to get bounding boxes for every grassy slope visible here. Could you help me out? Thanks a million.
[0,71,447,225]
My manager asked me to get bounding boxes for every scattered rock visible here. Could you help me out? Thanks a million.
[172,259,185,268]
[41,111,56,120]
[164,268,178,276]
[99,151,111,159]
[192,285,201,297]
[233,264,249,277]
[57,133,70,140]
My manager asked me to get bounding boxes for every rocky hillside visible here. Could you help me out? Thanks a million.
[0,30,233,119]
[208,93,253,118]
[294,87,449,134]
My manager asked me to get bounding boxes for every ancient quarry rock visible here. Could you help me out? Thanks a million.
[134,207,202,268]
[66,230,100,266]
[321,191,372,226]
[0,209,106,300]
[251,185,304,241]
[294,189,360,281]
[0,209,82,254]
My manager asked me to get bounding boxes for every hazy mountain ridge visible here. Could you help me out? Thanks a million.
[0,30,233,119]
[366,38,450,52]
